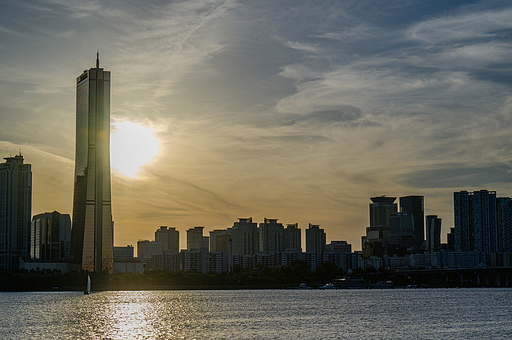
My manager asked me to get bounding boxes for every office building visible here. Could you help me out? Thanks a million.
[305,223,326,253]
[388,212,415,249]
[155,226,179,253]
[31,211,71,261]
[497,197,512,252]
[362,196,396,255]
[370,196,397,228]
[400,195,424,249]
[454,190,498,253]
[425,215,442,251]
[259,218,284,253]
[231,218,258,255]
[0,154,32,270]
[70,54,114,273]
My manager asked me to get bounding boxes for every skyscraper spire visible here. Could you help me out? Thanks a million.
[96,50,100,68]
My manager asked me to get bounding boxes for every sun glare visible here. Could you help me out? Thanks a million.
[111,121,160,178]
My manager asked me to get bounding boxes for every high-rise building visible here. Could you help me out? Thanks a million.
[258,218,284,253]
[187,226,209,251]
[305,223,326,253]
[363,196,397,252]
[388,212,415,248]
[370,196,397,228]
[454,190,498,253]
[231,218,258,256]
[283,223,301,252]
[209,228,231,252]
[70,54,114,273]
[0,154,32,270]
[399,195,424,249]
[31,211,71,261]
[425,215,442,251]
[155,226,179,253]
[497,197,512,252]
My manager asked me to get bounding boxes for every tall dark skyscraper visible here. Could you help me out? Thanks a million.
[399,195,424,249]
[259,218,284,253]
[454,190,498,253]
[306,223,326,253]
[70,54,113,273]
[0,154,32,270]
[425,215,442,251]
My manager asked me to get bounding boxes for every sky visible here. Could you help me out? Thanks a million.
[1,0,512,251]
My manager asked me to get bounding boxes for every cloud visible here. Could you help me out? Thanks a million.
[401,165,512,189]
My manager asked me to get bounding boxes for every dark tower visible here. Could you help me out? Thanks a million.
[400,195,424,249]
[70,53,113,273]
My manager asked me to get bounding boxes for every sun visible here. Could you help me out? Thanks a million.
[110,121,160,178]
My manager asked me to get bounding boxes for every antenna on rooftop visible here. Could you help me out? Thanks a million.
[96,50,100,68]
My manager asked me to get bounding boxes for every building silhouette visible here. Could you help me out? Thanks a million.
[388,212,414,249]
[231,218,258,256]
[0,154,32,270]
[283,223,301,252]
[155,226,179,254]
[209,228,231,252]
[362,196,397,254]
[454,190,498,253]
[187,226,209,251]
[70,53,114,273]
[31,211,71,261]
[399,195,425,249]
[259,218,284,253]
[305,223,326,253]
[497,198,512,252]
[425,215,442,251]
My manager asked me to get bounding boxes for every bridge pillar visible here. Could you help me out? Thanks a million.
[460,274,464,284]
[486,274,490,286]
[496,273,501,287]
[477,274,481,286]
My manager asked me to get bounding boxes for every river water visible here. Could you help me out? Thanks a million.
[1,288,511,339]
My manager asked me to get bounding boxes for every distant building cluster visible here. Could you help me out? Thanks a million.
[131,220,354,274]
[361,191,512,270]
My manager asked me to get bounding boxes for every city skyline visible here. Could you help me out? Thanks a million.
[1,2,512,250]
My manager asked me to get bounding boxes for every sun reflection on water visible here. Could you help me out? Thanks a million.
[75,291,205,340]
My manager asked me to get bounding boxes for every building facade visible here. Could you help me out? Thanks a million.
[258,218,284,253]
[187,226,209,251]
[70,54,114,273]
[425,215,442,251]
[283,223,301,252]
[305,223,326,253]
[209,228,231,252]
[454,190,498,253]
[155,226,179,253]
[399,195,424,249]
[231,218,258,256]
[31,211,71,261]
[0,154,32,270]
